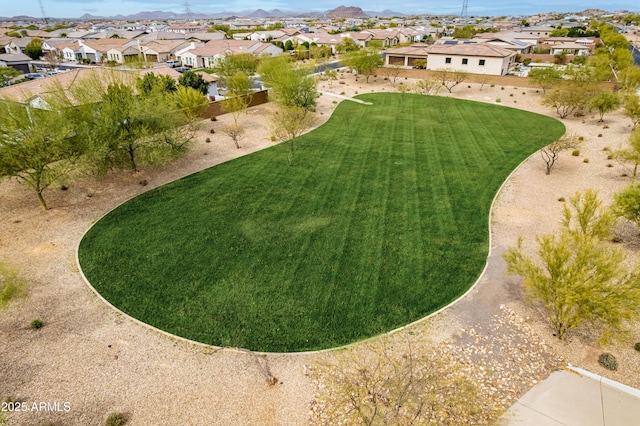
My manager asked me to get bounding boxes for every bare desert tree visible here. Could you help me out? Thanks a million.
[221,124,245,149]
[382,65,404,87]
[540,134,579,175]
[271,105,316,165]
[432,68,468,93]
[412,79,441,97]
[310,338,493,425]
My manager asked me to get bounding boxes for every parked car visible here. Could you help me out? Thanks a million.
[166,59,181,68]
[24,73,44,80]
[174,66,191,73]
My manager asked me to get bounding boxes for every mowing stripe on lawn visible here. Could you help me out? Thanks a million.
[79,93,565,352]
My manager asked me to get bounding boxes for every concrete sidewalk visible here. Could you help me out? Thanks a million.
[501,367,640,425]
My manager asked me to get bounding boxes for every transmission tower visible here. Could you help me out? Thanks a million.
[38,0,49,25]
[183,0,192,20]
[460,0,468,23]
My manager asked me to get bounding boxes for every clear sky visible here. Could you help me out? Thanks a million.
[5,0,640,19]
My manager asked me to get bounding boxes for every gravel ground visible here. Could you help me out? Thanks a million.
[1,71,639,425]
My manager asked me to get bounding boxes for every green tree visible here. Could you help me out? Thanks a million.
[0,67,21,86]
[343,47,383,83]
[452,25,477,39]
[619,66,640,93]
[258,55,318,110]
[613,183,640,228]
[284,39,293,51]
[335,37,358,53]
[136,72,177,96]
[173,85,208,119]
[504,190,640,343]
[590,91,621,122]
[212,53,258,85]
[624,93,640,129]
[613,128,640,178]
[178,70,209,95]
[24,38,43,60]
[542,82,591,119]
[0,101,80,209]
[529,66,562,94]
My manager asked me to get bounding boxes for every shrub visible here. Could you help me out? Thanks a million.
[210,116,217,121]
[579,136,585,141]
[30,319,43,329]
[607,163,613,167]
[205,138,211,143]
[598,134,602,137]
[490,84,495,87]
[270,135,276,142]
[572,150,580,156]
[598,352,618,371]
[139,180,148,186]
[495,98,501,103]
[0,264,26,309]
[583,158,589,163]
[467,85,471,88]
[509,93,513,97]
[634,342,640,351]
[209,129,215,134]
[501,87,505,90]
[105,412,127,426]
[557,197,565,202]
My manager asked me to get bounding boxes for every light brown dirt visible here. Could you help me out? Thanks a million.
[1,71,639,425]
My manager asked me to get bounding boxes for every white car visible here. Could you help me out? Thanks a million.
[166,59,181,68]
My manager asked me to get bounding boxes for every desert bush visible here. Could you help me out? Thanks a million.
[210,116,217,121]
[634,342,640,351]
[572,150,580,156]
[105,412,127,426]
[583,158,590,163]
[598,353,618,371]
[0,263,26,309]
[209,129,215,134]
[495,98,501,103]
[205,138,211,143]
[558,197,565,202]
[30,319,43,329]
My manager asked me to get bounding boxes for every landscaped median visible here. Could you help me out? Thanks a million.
[78,93,565,352]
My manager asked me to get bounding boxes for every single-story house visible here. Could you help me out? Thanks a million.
[0,53,32,73]
[385,44,430,67]
[426,43,516,76]
[139,40,193,62]
[550,43,591,56]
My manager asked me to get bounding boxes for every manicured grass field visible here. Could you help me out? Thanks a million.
[78,93,565,352]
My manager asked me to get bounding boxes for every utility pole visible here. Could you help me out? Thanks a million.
[183,0,192,21]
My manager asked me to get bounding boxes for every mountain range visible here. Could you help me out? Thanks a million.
[0,7,408,22]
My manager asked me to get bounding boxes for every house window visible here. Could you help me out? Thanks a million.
[479,59,486,66]
[462,58,468,65]
[445,57,451,64]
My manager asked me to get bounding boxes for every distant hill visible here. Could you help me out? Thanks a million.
[326,6,368,19]
[365,9,408,18]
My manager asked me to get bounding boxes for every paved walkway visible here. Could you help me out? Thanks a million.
[501,367,640,425]
[318,90,373,104]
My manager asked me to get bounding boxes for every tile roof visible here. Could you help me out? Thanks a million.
[426,43,515,58]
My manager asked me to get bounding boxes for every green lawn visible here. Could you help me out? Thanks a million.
[78,93,565,352]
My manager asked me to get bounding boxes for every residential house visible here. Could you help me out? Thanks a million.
[362,28,401,47]
[549,42,591,56]
[139,40,194,62]
[180,40,282,69]
[0,53,32,73]
[187,31,227,42]
[5,38,33,55]
[166,24,208,34]
[385,44,430,67]
[425,43,516,76]
[469,36,532,53]
[341,32,373,48]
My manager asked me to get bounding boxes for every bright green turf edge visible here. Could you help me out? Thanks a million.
[78,93,565,352]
